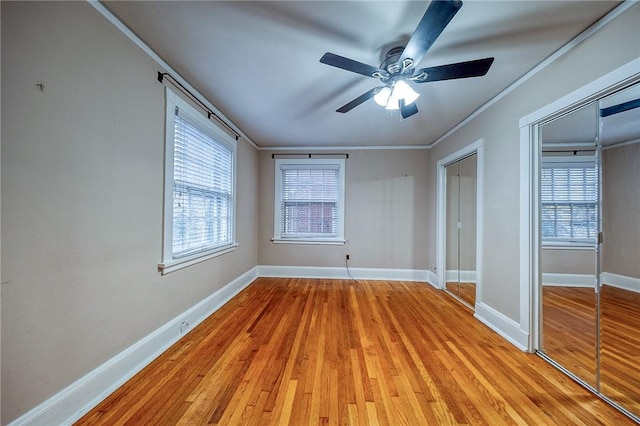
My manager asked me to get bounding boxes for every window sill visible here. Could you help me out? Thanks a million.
[271,238,346,246]
[542,241,595,250]
[158,243,238,275]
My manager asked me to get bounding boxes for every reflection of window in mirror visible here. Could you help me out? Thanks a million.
[541,154,598,246]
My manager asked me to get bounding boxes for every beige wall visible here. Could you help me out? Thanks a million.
[258,149,429,270]
[1,2,258,423]
[426,4,640,321]
[602,142,640,279]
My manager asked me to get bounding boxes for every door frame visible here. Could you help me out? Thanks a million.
[436,139,484,309]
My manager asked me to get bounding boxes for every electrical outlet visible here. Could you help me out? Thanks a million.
[346,254,350,260]
[180,320,190,333]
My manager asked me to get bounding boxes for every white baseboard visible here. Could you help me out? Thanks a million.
[445,269,477,283]
[425,269,439,288]
[542,273,596,287]
[474,302,529,351]
[601,271,640,293]
[256,265,432,283]
[9,267,259,426]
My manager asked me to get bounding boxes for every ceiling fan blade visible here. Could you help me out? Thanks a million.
[336,87,381,113]
[320,52,385,78]
[413,57,494,83]
[399,99,419,119]
[398,0,462,69]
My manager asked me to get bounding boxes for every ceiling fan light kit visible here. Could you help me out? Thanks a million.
[374,81,420,110]
[319,0,494,120]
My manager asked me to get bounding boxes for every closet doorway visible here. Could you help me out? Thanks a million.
[521,66,640,422]
[437,140,483,310]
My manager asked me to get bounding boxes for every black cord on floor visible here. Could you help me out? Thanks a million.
[346,257,359,283]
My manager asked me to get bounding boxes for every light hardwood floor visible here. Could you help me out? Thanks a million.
[543,284,640,416]
[77,278,632,425]
[601,284,640,415]
[445,281,476,307]
[542,286,598,387]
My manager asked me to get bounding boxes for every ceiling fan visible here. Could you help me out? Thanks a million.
[319,0,494,119]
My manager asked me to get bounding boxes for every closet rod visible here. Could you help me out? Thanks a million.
[271,153,349,159]
[158,72,239,141]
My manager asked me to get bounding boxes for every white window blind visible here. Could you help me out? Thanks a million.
[273,158,345,243]
[281,166,339,237]
[172,111,233,258]
[541,164,598,242]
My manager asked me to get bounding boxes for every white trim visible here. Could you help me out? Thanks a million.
[601,272,640,293]
[474,302,529,351]
[271,238,345,245]
[541,242,595,250]
[430,1,636,150]
[158,243,238,275]
[520,57,640,354]
[426,269,439,288]
[519,124,536,351]
[436,158,447,289]
[256,265,433,284]
[7,267,259,426]
[542,273,596,287]
[86,0,258,150]
[475,143,485,307]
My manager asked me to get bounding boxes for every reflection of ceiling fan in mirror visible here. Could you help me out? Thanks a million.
[599,92,640,147]
[319,0,494,119]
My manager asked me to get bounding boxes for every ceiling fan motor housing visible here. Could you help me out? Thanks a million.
[380,47,405,75]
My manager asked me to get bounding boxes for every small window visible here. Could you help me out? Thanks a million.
[160,89,237,273]
[273,158,346,244]
[541,157,598,244]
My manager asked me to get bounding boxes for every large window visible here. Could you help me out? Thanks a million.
[273,158,346,244]
[541,157,598,244]
[160,89,237,273]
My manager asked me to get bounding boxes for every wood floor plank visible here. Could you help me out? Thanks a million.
[76,278,634,425]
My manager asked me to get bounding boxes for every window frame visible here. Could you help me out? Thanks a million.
[272,158,346,245]
[540,155,598,247]
[159,88,238,274]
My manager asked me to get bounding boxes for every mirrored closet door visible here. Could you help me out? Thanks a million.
[444,154,477,308]
[537,81,640,422]
[538,101,599,388]
[598,83,640,417]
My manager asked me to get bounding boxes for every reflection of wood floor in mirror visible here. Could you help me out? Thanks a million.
[76,278,633,425]
[600,284,640,415]
[445,281,476,308]
[542,286,598,386]
[543,285,640,416]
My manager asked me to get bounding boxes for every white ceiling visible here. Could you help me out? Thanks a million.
[103,0,621,148]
